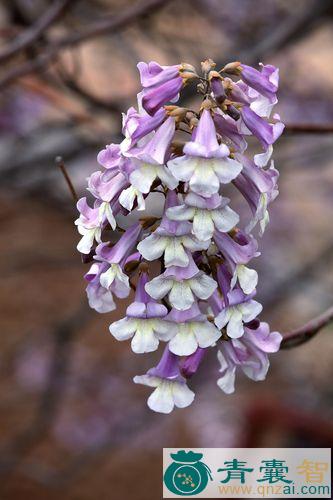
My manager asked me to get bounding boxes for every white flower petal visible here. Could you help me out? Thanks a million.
[192,210,215,241]
[158,166,179,190]
[217,351,236,394]
[215,308,232,329]
[137,234,168,261]
[189,273,217,300]
[77,229,96,254]
[167,205,195,221]
[167,156,195,181]
[119,186,137,211]
[112,267,130,298]
[86,284,115,313]
[211,206,239,233]
[192,322,221,348]
[226,309,244,338]
[168,325,198,356]
[133,374,160,388]
[213,157,242,184]
[164,238,189,268]
[254,144,273,167]
[169,281,194,310]
[109,317,137,341]
[148,383,174,414]
[145,276,173,300]
[100,266,117,289]
[131,321,159,353]
[130,164,156,194]
[189,161,220,196]
[172,382,195,409]
[153,320,178,341]
[237,265,258,294]
[239,300,262,323]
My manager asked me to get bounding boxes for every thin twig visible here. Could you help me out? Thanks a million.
[281,305,333,349]
[0,0,173,90]
[55,156,78,202]
[0,0,73,63]
[285,123,333,134]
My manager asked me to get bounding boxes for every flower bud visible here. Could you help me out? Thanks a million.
[209,71,226,105]
[201,58,216,74]
[222,61,241,75]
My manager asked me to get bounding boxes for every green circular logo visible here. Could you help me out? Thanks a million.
[164,451,212,496]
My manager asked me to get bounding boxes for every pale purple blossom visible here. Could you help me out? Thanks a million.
[134,347,195,414]
[76,58,283,413]
[137,61,183,115]
[217,322,282,393]
[168,109,242,197]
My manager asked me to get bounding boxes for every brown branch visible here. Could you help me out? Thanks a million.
[281,305,333,349]
[0,0,173,90]
[0,0,72,63]
[285,123,333,134]
[55,156,78,202]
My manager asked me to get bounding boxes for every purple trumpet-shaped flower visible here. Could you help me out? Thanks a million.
[138,191,210,267]
[214,230,260,296]
[165,303,221,356]
[145,253,217,311]
[134,346,195,413]
[213,111,248,153]
[166,192,239,241]
[168,109,242,197]
[97,143,122,171]
[213,288,262,339]
[109,272,176,353]
[121,94,166,151]
[214,230,259,266]
[94,222,142,298]
[126,117,178,194]
[138,61,183,115]
[75,198,102,254]
[217,322,282,393]
[233,156,279,235]
[240,64,279,102]
[240,106,284,151]
[87,171,128,228]
[84,262,115,313]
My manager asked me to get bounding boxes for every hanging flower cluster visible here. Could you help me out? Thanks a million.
[76,59,283,414]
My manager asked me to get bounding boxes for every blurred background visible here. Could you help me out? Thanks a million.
[0,0,332,498]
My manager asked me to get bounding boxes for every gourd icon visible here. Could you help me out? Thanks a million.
[164,450,212,496]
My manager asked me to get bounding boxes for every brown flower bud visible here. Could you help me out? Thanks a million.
[221,61,241,75]
[188,116,199,129]
[201,58,216,74]
[180,62,197,73]
[166,106,187,118]
[201,99,214,111]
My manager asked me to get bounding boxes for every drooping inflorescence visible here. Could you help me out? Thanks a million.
[76,59,283,413]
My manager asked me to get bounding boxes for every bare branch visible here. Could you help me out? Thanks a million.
[55,156,78,202]
[0,0,173,90]
[285,123,333,134]
[0,0,73,63]
[281,306,333,349]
